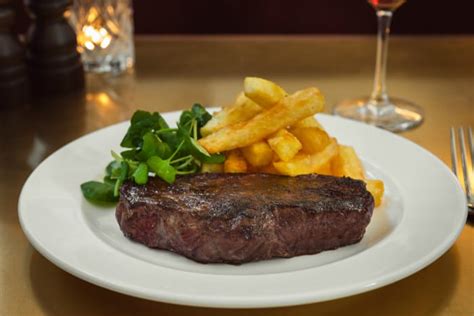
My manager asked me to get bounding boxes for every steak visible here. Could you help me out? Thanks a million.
[116,173,374,264]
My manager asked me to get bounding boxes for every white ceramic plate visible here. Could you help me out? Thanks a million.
[19,112,467,308]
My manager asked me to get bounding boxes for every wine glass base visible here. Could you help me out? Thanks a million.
[333,96,424,132]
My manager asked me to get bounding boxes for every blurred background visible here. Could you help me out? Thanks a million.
[10,0,474,35]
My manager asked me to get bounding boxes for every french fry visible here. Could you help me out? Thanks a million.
[224,150,248,173]
[259,164,280,174]
[272,152,280,162]
[199,87,325,154]
[273,138,338,176]
[291,116,324,130]
[206,77,385,207]
[267,129,302,162]
[317,160,333,176]
[244,77,287,108]
[201,92,262,137]
[290,127,330,154]
[201,163,224,173]
[246,164,260,173]
[331,145,384,206]
[332,145,365,180]
[365,179,384,207]
[241,141,274,167]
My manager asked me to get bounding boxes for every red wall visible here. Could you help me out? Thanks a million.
[13,0,474,35]
[132,0,474,34]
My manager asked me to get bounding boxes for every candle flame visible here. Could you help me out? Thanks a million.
[77,7,114,51]
[84,40,95,50]
[100,35,112,49]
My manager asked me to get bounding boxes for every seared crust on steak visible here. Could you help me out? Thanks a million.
[116,173,374,264]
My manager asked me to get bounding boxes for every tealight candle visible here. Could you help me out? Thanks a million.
[69,0,134,73]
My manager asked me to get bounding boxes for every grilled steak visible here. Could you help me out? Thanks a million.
[116,173,374,264]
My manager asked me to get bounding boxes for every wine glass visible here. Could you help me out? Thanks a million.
[333,0,423,132]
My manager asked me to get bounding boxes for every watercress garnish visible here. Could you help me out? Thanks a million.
[81,104,223,204]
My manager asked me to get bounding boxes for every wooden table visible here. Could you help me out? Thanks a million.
[1,36,473,316]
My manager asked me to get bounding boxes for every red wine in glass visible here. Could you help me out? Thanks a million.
[333,0,423,132]
[368,0,406,11]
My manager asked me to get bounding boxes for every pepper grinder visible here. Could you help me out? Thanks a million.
[25,0,84,95]
[0,0,28,107]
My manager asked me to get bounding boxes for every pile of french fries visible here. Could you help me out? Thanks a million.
[198,77,384,206]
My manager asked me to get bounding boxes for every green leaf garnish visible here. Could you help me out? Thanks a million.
[191,103,212,128]
[113,161,129,197]
[81,181,118,204]
[188,137,225,164]
[132,162,149,184]
[81,104,224,204]
[121,111,169,148]
[147,156,176,184]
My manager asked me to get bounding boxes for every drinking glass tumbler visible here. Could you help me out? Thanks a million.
[68,0,134,73]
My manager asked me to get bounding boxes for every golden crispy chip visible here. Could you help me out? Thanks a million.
[244,77,287,108]
[365,179,384,207]
[273,138,338,176]
[224,150,247,173]
[199,87,325,154]
[291,127,330,154]
[291,116,324,130]
[241,141,274,167]
[201,92,262,137]
[332,145,365,180]
[259,164,280,174]
[316,160,333,176]
[267,129,302,162]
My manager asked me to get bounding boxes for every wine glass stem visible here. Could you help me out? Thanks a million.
[370,10,393,107]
